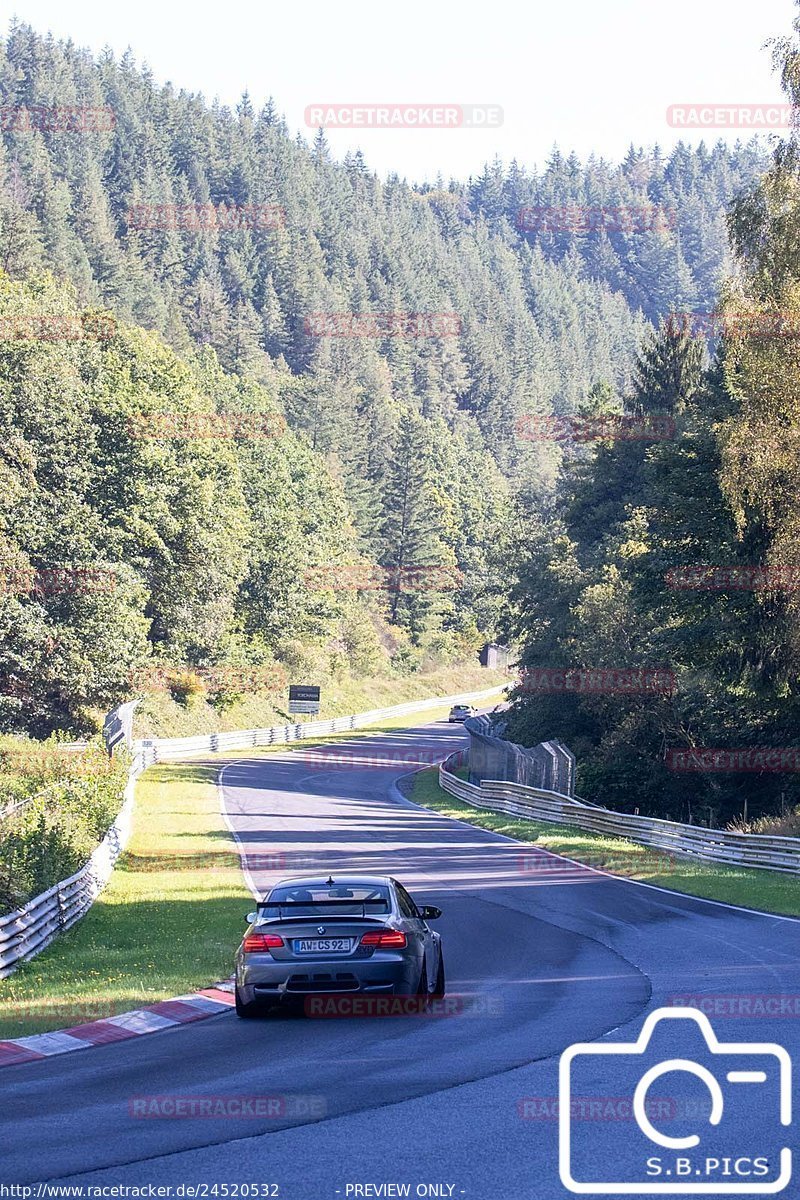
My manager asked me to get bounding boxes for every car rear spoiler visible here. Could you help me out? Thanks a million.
[257,899,389,917]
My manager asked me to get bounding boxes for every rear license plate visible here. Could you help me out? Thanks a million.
[293,938,354,954]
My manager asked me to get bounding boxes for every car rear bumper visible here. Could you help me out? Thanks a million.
[237,953,418,1003]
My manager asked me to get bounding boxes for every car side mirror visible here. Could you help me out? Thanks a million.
[418,905,442,921]
[246,911,258,923]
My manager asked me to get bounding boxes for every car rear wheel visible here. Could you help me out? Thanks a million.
[235,986,264,1019]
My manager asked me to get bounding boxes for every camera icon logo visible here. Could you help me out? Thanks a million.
[559,1006,792,1194]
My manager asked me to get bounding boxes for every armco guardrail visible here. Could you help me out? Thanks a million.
[438,753,800,875]
[0,684,504,975]
[137,685,505,764]
[0,749,146,979]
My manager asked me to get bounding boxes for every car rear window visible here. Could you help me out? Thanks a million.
[261,884,391,917]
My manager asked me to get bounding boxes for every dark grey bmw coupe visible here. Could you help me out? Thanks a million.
[234,874,445,1016]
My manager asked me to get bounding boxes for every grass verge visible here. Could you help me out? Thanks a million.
[408,768,800,919]
[0,763,248,1039]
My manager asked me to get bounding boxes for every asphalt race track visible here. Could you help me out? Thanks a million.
[2,718,799,1198]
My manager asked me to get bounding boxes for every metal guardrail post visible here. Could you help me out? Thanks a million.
[55,882,68,932]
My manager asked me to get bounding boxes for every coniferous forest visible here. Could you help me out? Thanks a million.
[2,17,800,824]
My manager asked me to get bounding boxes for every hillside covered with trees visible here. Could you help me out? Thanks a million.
[0,20,777,754]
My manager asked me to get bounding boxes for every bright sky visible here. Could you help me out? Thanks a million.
[8,0,799,181]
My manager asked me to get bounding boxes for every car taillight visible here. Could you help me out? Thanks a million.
[242,932,284,952]
[360,930,407,948]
